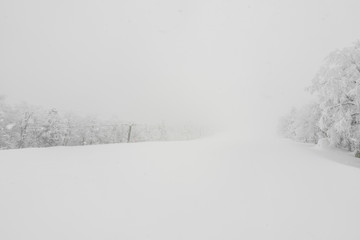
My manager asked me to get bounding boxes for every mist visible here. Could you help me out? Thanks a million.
[2,0,360,137]
[3,1,360,239]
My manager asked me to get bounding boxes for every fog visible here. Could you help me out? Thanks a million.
[1,0,360,137]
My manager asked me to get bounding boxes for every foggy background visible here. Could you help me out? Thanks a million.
[1,0,360,137]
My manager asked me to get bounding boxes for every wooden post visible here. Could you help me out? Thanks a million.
[127,124,133,143]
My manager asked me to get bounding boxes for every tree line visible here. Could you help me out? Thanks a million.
[279,41,360,156]
[0,98,203,150]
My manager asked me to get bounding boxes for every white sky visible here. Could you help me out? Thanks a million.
[1,0,360,135]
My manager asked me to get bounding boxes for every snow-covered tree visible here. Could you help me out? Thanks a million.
[36,109,67,147]
[281,41,360,154]
[0,98,19,149]
[0,98,204,150]
[308,41,360,150]
[279,103,322,143]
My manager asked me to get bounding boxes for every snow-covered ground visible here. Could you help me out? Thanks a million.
[0,137,360,240]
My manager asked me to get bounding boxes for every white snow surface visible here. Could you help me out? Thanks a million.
[0,137,360,240]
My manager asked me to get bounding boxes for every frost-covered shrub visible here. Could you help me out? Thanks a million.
[279,103,322,144]
[281,41,360,154]
[317,138,330,149]
[0,98,204,150]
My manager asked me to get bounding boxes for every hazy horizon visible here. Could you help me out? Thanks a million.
[2,0,360,136]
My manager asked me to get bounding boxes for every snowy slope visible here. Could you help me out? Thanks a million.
[0,137,360,240]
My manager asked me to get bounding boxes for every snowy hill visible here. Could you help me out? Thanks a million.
[0,137,360,240]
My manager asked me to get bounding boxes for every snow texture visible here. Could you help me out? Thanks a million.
[316,138,331,149]
[0,137,360,240]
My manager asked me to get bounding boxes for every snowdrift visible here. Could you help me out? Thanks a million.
[0,137,360,240]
